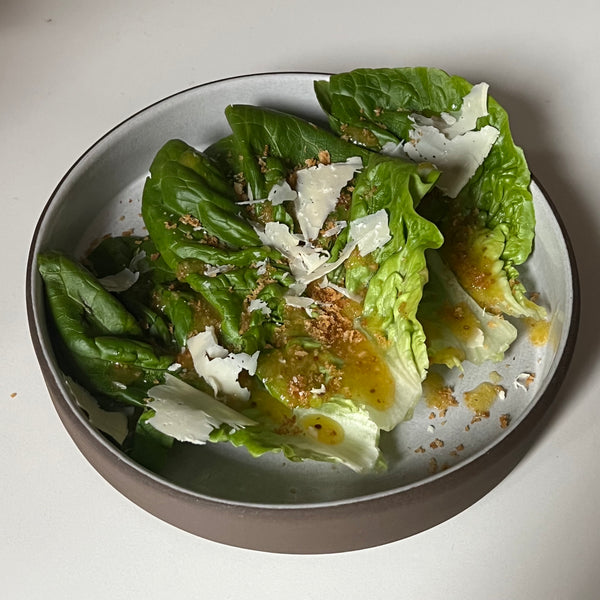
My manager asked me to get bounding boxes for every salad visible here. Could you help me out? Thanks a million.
[38,67,546,473]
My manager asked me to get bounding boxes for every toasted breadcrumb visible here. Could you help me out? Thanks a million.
[317,149,331,164]
[471,414,487,424]
[304,285,363,346]
[179,213,202,228]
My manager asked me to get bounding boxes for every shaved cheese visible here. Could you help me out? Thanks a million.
[254,259,268,275]
[288,281,307,296]
[66,378,129,445]
[98,268,139,292]
[349,209,391,256]
[319,276,362,302]
[255,221,332,283]
[98,249,149,292]
[204,263,234,277]
[310,384,327,395]
[256,200,393,295]
[295,157,362,240]
[284,295,314,308]
[296,241,356,285]
[414,83,491,140]
[239,179,297,206]
[403,82,500,198]
[248,298,271,316]
[381,141,407,158]
[147,374,256,444]
[514,372,535,391]
[256,221,301,254]
[237,197,265,206]
[404,125,499,198]
[256,210,391,289]
[187,327,259,401]
[322,220,347,238]
[268,180,297,205]
[284,295,315,316]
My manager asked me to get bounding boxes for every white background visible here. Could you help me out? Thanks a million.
[2,1,599,598]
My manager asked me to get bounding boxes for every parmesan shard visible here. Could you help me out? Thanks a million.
[147,374,256,445]
[349,209,392,256]
[98,268,139,292]
[187,327,259,401]
[268,180,297,205]
[248,298,271,316]
[255,209,393,289]
[403,82,500,198]
[318,276,362,302]
[322,220,347,238]
[294,157,362,240]
[238,179,297,206]
[255,221,334,284]
[284,295,315,316]
[413,83,492,140]
[404,125,499,198]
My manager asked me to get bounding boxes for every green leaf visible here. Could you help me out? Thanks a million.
[316,67,544,318]
[418,250,518,368]
[213,391,384,474]
[225,104,372,201]
[128,409,175,473]
[87,235,178,348]
[345,158,443,429]
[38,251,174,405]
[142,138,298,354]
[150,138,237,201]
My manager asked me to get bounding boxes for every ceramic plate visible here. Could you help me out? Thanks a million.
[27,73,579,553]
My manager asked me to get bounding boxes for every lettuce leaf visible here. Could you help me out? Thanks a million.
[346,158,443,429]
[211,393,383,473]
[418,250,518,368]
[144,374,382,473]
[316,67,545,319]
[224,104,372,200]
[38,251,175,406]
[141,139,291,354]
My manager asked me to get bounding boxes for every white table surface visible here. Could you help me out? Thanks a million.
[2,1,598,598]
